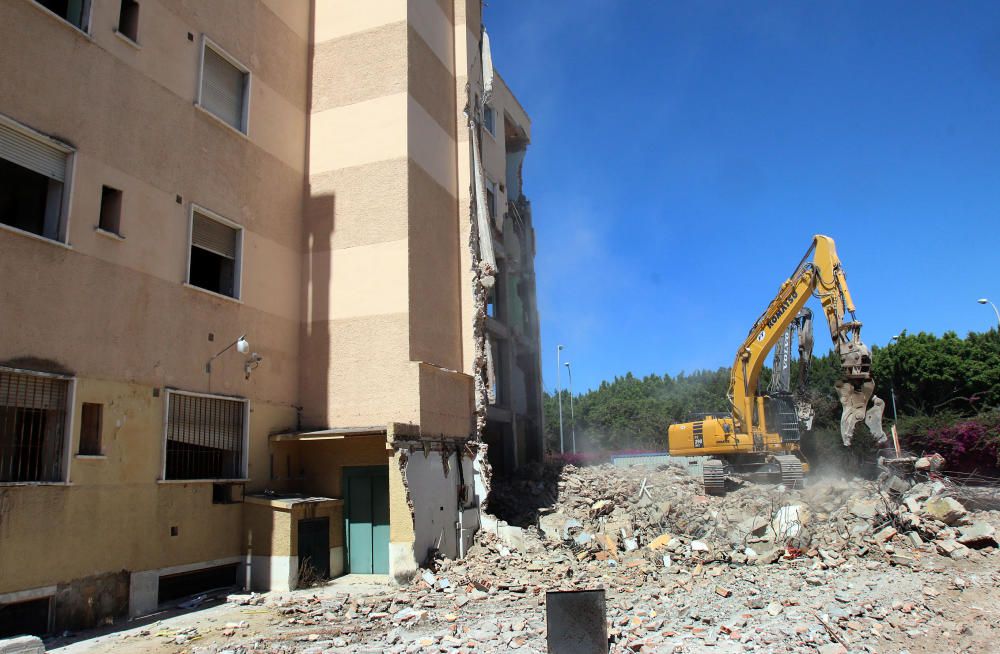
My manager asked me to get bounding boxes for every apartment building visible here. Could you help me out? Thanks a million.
[0,0,542,636]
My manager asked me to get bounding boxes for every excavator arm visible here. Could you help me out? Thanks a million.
[728,235,885,446]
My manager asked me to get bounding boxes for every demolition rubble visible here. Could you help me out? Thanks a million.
[54,462,1000,653]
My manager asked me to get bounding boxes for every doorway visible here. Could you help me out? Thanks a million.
[297,517,331,583]
[344,466,389,574]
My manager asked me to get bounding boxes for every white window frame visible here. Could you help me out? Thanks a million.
[486,177,499,222]
[195,35,252,135]
[483,104,497,138]
[0,366,76,486]
[185,203,245,302]
[28,0,94,36]
[0,112,76,247]
[160,389,250,483]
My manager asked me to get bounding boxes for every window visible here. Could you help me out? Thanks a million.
[98,185,122,235]
[35,0,91,31]
[486,179,498,223]
[163,391,247,480]
[117,0,139,42]
[199,39,250,133]
[78,402,102,455]
[188,207,242,298]
[0,115,72,243]
[483,104,496,136]
[0,368,71,483]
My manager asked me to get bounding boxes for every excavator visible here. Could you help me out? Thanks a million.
[667,235,887,493]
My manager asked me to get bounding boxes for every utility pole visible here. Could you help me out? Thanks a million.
[556,344,565,454]
[565,362,576,454]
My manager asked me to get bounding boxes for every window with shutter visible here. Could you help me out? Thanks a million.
[188,208,242,298]
[0,368,71,483]
[0,115,72,242]
[199,41,249,133]
[164,391,247,480]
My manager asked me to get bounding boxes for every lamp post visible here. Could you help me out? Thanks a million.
[888,333,902,457]
[556,344,565,454]
[977,298,1000,330]
[888,334,901,421]
[565,362,576,454]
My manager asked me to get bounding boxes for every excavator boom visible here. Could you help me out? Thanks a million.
[728,235,883,446]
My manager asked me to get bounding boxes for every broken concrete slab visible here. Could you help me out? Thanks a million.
[539,513,581,541]
[935,539,970,559]
[923,497,968,525]
[958,522,997,548]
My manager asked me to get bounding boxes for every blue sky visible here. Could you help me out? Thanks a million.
[485,1,1000,393]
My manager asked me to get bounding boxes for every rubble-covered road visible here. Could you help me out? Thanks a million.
[52,463,1000,653]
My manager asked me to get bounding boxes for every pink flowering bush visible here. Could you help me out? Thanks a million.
[900,411,1000,474]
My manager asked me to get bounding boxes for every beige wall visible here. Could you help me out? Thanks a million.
[0,0,308,406]
[301,0,472,437]
[0,0,536,615]
[0,0,307,603]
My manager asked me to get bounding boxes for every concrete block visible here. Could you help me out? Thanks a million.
[128,570,159,618]
[0,636,44,654]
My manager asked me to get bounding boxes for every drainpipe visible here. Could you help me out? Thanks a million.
[245,529,253,591]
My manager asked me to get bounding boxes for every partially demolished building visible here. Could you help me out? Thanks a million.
[0,0,542,636]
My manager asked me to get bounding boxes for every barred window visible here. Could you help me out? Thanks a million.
[164,391,247,480]
[0,368,71,483]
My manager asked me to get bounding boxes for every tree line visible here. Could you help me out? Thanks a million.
[543,329,1000,473]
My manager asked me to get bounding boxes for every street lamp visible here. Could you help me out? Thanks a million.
[565,362,576,454]
[977,298,1000,330]
[206,334,250,374]
[556,344,565,454]
[888,334,901,421]
[888,333,903,457]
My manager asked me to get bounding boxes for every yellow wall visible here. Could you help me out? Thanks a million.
[0,376,295,594]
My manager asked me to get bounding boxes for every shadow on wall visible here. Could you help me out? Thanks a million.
[300,188,334,430]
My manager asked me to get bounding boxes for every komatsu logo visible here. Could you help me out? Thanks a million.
[765,289,799,329]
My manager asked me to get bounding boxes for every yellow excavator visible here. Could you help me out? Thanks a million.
[667,235,886,493]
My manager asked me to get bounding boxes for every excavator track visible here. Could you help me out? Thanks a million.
[774,454,804,489]
[702,459,726,495]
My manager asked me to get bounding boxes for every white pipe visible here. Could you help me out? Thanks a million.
[245,529,252,591]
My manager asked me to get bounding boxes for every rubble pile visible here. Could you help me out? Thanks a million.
[487,462,998,573]
[102,462,1000,653]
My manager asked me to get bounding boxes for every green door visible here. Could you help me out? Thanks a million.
[344,466,389,574]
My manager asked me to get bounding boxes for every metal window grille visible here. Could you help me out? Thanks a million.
[165,392,246,480]
[0,369,69,482]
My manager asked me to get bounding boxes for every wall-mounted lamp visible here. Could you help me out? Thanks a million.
[206,334,250,374]
[244,352,263,380]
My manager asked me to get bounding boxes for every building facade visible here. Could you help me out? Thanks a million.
[0,0,542,636]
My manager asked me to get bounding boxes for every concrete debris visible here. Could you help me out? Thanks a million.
[923,496,969,525]
[56,462,1000,653]
[0,636,44,654]
[958,521,997,548]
